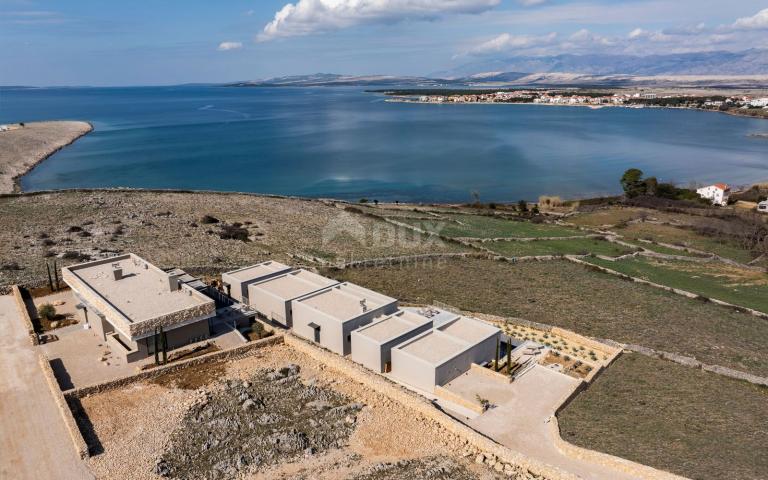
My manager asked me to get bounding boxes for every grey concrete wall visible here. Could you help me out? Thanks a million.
[350,332,384,371]
[435,333,499,386]
[390,348,437,392]
[248,285,290,326]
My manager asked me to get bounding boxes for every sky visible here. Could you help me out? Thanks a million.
[0,0,767,86]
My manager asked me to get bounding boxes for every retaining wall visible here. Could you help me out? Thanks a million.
[38,353,89,459]
[65,334,284,398]
[12,285,38,346]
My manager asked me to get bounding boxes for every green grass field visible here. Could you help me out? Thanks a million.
[616,222,754,263]
[559,354,768,480]
[398,214,585,239]
[480,238,636,257]
[630,241,711,258]
[325,258,768,376]
[585,256,768,313]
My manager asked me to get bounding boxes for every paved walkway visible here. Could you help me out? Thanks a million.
[449,365,643,480]
[0,295,94,479]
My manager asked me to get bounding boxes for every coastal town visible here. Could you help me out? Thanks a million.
[395,89,768,115]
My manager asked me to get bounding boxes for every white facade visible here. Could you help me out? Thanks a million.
[247,269,338,327]
[758,201,768,213]
[291,282,398,355]
[696,184,730,206]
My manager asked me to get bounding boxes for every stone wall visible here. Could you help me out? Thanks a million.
[65,334,284,398]
[284,334,581,480]
[434,385,485,414]
[12,285,38,346]
[38,353,89,459]
[566,256,768,319]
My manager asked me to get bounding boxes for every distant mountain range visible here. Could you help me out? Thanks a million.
[437,49,768,78]
[231,49,768,89]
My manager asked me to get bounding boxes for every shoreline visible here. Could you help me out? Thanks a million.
[0,121,93,194]
[385,97,768,120]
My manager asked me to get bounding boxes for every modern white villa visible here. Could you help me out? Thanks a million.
[696,183,730,206]
[62,254,216,362]
[227,260,503,392]
[758,200,768,213]
[247,269,339,327]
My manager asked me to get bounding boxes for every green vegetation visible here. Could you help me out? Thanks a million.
[37,303,56,321]
[584,256,768,313]
[398,214,584,239]
[616,222,754,263]
[480,238,635,257]
[620,168,705,202]
[325,257,768,376]
[559,354,768,480]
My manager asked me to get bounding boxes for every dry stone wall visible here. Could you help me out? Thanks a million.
[38,353,89,459]
[12,285,38,345]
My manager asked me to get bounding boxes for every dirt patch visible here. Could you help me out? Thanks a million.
[149,361,227,390]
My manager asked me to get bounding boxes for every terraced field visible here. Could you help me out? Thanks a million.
[559,354,768,480]
[397,214,585,239]
[585,256,768,313]
[479,238,636,258]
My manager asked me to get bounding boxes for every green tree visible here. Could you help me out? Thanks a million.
[517,200,528,213]
[621,168,646,198]
[38,303,57,321]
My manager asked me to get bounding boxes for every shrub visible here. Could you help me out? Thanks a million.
[42,239,55,246]
[219,224,250,242]
[38,303,57,321]
[77,231,92,238]
[1,262,22,271]
[200,215,219,224]
[62,251,91,262]
[67,226,82,233]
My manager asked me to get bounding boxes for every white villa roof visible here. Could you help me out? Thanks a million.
[354,310,431,344]
[223,261,291,282]
[250,269,338,300]
[297,282,396,322]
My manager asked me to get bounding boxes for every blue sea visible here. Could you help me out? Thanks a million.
[1,86,766,202]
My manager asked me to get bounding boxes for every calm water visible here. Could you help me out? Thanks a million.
[1,86,766,202]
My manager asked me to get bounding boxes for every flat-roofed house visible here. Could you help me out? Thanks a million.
[62,254,216,363]
[247,269,339,327]
[696,183,731,206]
[351,310,433,372]
[390,316,500,392]
[221,261,292,303]
[291,282,398,355]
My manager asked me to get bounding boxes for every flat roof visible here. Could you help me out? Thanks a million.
[250,269,338,300]
[399,330,468,364]
[299,282,396,321]
[355,310,431,343]
[65,255,211,324]
[437,316,499,344]
[223,261,291,282]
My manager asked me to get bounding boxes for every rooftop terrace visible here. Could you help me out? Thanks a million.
[64,254,212,324]
[251,269,337,300]
[224,261,291,282]
[299,282,397,321]
[355,310,431,343]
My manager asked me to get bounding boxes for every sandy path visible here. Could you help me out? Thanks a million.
[0,121,92,193]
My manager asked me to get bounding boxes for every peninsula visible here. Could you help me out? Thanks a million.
[0,121,93,194]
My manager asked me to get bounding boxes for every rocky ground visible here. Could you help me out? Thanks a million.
[0,190,467,289]
[0,121,92,194]
[155,364,362,479]
[79,343,516,480]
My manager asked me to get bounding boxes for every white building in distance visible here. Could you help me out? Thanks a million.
[696,183,730,206]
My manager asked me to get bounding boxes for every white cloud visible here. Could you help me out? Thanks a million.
[517,0,547,6]
[258,0,500,41]
[731,8,768,30]
[218,41,243,51]
[467,32,558,55]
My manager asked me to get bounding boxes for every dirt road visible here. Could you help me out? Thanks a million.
[0,295,94,479]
